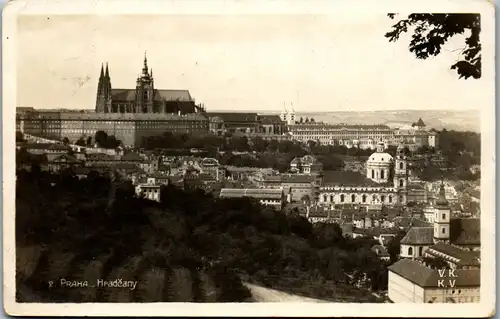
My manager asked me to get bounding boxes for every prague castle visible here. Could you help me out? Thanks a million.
[95,54,204,115]
[16,55,439,149]
[17,55,210,146]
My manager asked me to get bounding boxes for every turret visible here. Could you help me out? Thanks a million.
[433,179,450,243]
[393,141,408,204]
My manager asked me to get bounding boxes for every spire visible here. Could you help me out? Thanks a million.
[150,68,153,78]
[105,63,109,78]
[142,51,149,76]
[97,64,104,94]
[436,176,448,206]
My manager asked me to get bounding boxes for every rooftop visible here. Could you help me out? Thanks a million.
[393,217,432,229]
[30,111,208,121]
[111,88,193,102]
[400,227,434,245]
[388,259,480,288]
[259,114,284,124]
[321,171,390,187]
[220,188,283,200]
[426,242,480,266]
[207,112,259,123]
[449,218,480,246]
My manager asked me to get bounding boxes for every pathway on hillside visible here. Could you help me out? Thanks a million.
[244,282,328,303]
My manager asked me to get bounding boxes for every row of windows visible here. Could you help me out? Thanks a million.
[322,193,401,203]
[407,246,424,256]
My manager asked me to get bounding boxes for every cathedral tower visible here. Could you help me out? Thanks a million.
[433,180,450,243]
[95,63,113,113]
[393,142,408,205]
[135,53,155,113]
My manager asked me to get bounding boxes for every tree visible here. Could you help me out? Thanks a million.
[299,117,304,123]
[75,137,86,147]
[301,194,311,205]
[86,136,93,147]
[385,13,481,79]
[95,131,108,147]
[16,132,25,143]
[62,137,70,145]
[386,230,406,263]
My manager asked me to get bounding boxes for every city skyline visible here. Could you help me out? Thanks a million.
[5,0,495,317]
[17,12,493,113]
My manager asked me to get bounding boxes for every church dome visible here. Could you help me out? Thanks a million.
[367,141,393,164]
[368,152,393,164]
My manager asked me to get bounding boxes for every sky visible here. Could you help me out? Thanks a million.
[15,11,493,113]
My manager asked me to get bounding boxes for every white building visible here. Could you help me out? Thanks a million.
[280,104,296,125]
[286,116,438,150]
[388,259,480,303]
[136,183,161,202]
[219,188,285,210]
[319,142,409,206]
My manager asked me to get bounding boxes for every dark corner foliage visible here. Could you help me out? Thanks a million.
[386,13,481,79]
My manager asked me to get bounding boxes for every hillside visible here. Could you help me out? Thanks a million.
[16,168,386,303]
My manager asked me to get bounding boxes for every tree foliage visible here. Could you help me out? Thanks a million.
[94,130,121,149]
[16,169,387,302]
[386,13,481,79]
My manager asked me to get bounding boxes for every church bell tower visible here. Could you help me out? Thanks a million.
[433,180,451,243]
[393,142,408,205]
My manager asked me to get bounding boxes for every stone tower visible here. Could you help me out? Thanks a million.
[433,180,450,243]
[135,53,155,113]
[393,142,408,205]
[95,63,113,113]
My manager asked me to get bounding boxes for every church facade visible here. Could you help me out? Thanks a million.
[95,54,205,115]
[318,142,409,206]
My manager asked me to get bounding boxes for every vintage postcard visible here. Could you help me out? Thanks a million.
[3,0,495,317]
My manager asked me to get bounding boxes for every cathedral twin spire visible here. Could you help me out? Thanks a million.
[97,62,112,97]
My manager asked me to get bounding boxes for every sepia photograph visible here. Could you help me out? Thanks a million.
[3,0,495,317]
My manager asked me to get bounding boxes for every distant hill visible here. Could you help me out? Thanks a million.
[254,109,480,133]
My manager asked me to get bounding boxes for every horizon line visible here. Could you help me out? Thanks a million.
[20,106,477,113]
